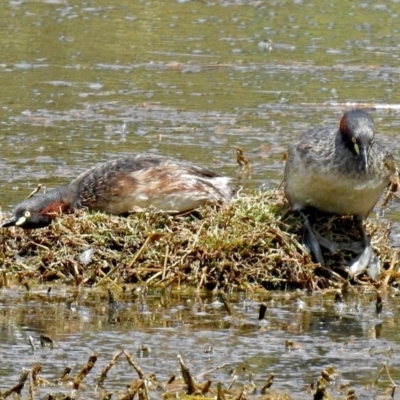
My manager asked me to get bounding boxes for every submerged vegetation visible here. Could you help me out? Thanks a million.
[0,190,397,291]
[0,282,394,400]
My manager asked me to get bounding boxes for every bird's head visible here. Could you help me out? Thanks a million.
[339,109,375,172]
[2,191,70,229]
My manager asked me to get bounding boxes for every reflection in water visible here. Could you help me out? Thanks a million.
[0,286,397,398]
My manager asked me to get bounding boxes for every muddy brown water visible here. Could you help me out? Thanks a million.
[0,286,399,399]
[1,0,400,398]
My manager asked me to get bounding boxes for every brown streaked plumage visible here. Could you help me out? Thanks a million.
[2,154,234,229]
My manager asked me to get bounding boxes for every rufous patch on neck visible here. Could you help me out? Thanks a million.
[39,200,72,217]
[339,113,348,134]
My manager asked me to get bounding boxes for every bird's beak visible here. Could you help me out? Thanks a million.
[354,143,369,172]
[2,216,18,228]
[1,215,27,228]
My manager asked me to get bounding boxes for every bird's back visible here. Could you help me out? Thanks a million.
[72,154,233,214]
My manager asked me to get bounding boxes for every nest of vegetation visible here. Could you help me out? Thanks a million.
[0,190,397,290]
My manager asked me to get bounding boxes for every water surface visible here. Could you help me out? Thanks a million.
[0,286,398,399]
[1,0,400,216]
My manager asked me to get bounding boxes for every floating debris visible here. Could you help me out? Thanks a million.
[79,247,94,265]
[258,303,268,320]
[40,334,56,348]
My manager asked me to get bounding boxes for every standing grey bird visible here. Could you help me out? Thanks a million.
[284,109,396,278]
[2,154,233,229]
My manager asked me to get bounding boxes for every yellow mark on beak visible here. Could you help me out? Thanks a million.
[15,217,26,226]
[354,142,360,156]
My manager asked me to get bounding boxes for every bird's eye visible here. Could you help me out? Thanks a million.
[24,211,31,218]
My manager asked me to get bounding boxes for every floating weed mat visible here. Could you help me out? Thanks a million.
[0,190,397,290]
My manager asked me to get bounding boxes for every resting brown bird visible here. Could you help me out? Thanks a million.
[2,154,233,229]
[284,109,396,278]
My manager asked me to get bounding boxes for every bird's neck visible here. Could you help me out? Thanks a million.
[38,184,76,215]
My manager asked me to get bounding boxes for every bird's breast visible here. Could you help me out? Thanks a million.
[284,168,390,217]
